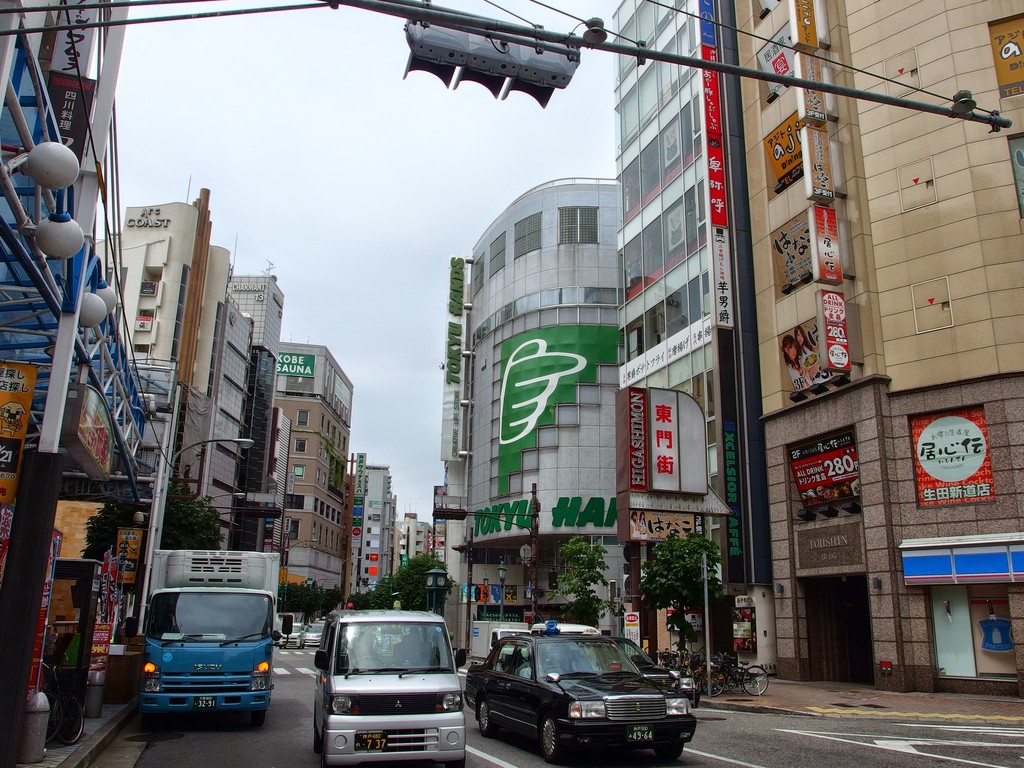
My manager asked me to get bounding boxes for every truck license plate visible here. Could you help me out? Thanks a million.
[194,696,216,709]
[355,731,387,752]
[627,724,653,741]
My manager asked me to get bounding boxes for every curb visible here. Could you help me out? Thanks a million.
[63,700,137,768]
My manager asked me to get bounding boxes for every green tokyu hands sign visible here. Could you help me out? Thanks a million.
[473,496,618,536]
[497,325,619,494]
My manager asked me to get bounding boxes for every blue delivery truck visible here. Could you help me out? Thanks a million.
[134,550,291,728]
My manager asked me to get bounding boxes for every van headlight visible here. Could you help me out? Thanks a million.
[666,697,692,716]
[252,661,271,691]
[568,700,606,718]
[439,692,462,711]
[329,695,354,714]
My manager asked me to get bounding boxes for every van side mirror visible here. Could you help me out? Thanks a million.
[314,649,328,671]
[282,615,293,635]
[123,617,138,639]
[455,648,467,668]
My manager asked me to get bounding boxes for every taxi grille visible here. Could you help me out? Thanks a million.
[605,696,666,721]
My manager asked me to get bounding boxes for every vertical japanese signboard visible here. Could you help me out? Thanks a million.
[817,290,851,374]
[116,527,142,585]
[809,205,842,284]
[0,361,38,503]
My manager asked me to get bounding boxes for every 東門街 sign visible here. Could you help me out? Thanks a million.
[276,353,315,377]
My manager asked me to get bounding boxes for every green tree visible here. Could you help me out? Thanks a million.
[370,574,397,609]
[548,535,610,626]
[637,532,723,645]
[321,586,343,614]
[84,483,221,592]
[345,591,373,610]
[393,553,452,612]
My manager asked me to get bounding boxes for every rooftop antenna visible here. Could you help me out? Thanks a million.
[264,260,275,276]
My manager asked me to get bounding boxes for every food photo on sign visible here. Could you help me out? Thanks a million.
[779,320,830,392]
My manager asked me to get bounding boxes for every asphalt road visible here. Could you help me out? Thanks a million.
[114,648,1024,768]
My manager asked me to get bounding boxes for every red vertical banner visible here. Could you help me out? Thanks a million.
[702,44,728,228]
[30,530,63,694]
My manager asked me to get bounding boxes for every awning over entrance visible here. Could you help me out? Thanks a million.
[899,532,1024,585]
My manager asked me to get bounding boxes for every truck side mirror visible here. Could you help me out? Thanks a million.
[314,649,329,671]
[455,648,467,668]
[123,617,138,639]
[282,615,293,635]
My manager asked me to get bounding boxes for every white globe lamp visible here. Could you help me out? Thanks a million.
[78,292,109,328]
[24,142,81,189]
[95,282,118,314]
[35,213,84,260]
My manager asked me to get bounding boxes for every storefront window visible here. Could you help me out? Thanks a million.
[930,584,1016,678]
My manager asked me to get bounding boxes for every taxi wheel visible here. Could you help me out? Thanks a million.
[654,743,684,760]
[539,715,567,764]
[477,698,500,738]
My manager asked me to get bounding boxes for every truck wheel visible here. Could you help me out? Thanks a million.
[251,710,267,727]
[140,713,157,731]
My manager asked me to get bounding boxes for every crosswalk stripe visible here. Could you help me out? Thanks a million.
[295,668,316,675]
[274,668,291,675]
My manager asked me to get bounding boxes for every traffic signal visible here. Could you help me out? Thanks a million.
[548,569,558,589]
[433,507,468,521]
[404,22,579,108]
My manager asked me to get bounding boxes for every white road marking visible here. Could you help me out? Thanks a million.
[465,745,529,768]
[294,667,316,675]
[273,668,291,675]
[777,728,1020,768]
[685,748,770,767]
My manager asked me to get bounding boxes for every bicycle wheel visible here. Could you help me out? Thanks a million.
[44,690,63,743]
[709,667,727,696]
[742,665,769,696]
[57,696,85,745]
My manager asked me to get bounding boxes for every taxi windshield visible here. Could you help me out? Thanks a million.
[536,640,641,677]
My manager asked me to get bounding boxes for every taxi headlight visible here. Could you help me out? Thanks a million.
[666,696,692,716]
[329,695,354,714]
[568,700,606,718]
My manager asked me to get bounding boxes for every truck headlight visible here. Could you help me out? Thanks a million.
[568,700,606,718]
[329,695,354,714]
[666,697,692,716]
[439,692,462,711]
[252,661,271,691]
[142,662,161,692]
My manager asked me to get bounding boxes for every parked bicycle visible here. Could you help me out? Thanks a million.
[42,662,85,745]
[708,653,769,697]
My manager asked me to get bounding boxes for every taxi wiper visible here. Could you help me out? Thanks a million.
[220,632,266,646]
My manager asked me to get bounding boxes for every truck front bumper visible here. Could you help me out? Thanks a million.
[139,691,270,713]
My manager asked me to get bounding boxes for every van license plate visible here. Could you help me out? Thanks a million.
[355,731,387,751]
[627,725,653,741]
[194,696,216,709]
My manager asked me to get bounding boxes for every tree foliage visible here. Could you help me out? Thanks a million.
[281,583,342,620]
[638,532,723,641]
[393,553,452,611]
[549,535,610,627]
[83,483,222,592]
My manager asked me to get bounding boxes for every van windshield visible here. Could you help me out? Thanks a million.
[336,622,452,674]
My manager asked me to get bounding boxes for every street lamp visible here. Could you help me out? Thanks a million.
[498,558,506,622]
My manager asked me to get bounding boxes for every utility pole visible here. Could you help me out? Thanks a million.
[530,483,540,623]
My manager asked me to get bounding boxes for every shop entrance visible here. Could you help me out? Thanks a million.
[803,575,874,683]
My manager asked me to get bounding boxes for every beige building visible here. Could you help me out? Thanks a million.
[740,1,1024,695]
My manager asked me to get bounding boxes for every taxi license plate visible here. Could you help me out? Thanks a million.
[194,696,216,709]
[627,724,653,742]
[355,731,387,752]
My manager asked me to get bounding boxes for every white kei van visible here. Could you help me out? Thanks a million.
[313,609,467,768]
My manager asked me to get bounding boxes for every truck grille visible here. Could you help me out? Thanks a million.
[356,693,438,715]
[605,696,667,721]
[163,671,251,693]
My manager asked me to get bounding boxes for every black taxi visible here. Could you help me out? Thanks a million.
[463,629,697,763]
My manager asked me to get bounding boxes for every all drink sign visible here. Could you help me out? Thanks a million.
[817,290,851,373]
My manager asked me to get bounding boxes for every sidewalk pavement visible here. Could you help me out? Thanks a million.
[19,679,1024,768]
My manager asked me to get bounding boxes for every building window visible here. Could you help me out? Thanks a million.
[514,212,542,257]
[471,252,485,296]
[490,232,506,275]
[293,465,305,478]
[558,207,598,244]
[1011,135,1024,218]
[296,410,309,426]
[294,438,307,453]
[284,494,305,509]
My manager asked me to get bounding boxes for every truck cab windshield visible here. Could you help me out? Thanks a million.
[148,592,273,642]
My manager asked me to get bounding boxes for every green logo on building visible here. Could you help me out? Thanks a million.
[497,325,619,494]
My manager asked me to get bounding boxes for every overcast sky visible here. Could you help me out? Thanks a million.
[109,0,619,519]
